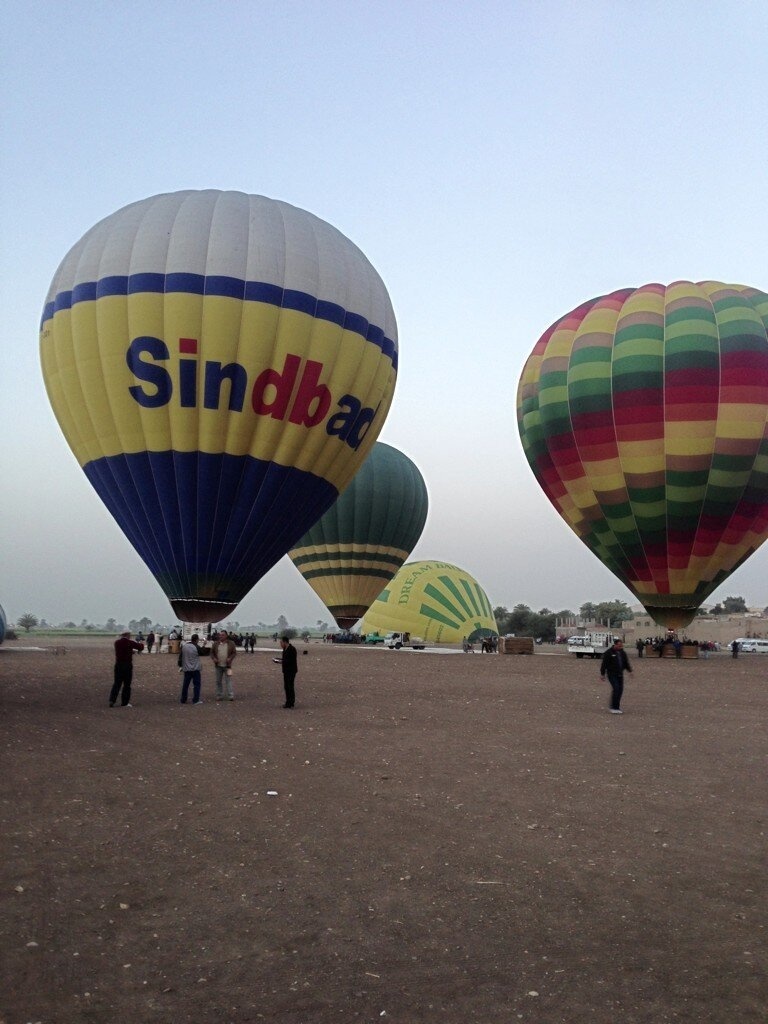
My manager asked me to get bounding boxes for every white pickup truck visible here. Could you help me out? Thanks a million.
[385,632,426,650]
[567,633,615,659]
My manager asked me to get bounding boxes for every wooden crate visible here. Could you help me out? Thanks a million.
[499,637,535,655]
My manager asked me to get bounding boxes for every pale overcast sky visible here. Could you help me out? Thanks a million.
[2,1,767,627]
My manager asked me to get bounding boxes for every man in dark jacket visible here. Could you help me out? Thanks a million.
[110,631,145,707]
[600,639,632,714]
[275,636,298,708]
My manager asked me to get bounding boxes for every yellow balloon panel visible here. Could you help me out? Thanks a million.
[360,560,496,643]
[42,296,393,493]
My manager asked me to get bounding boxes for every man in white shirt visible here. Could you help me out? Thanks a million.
[179,633,207,704]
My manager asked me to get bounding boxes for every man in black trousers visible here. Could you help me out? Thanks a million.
[600,638,632,715]
[110,631,145,707]
[275,636,298,708]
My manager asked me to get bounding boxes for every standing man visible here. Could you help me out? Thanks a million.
[275,635,298,708]
[600,638,632,715]
[210,629,237,701]
[179,633,207,704]
[110,631,144,707]
[731,639,740,659]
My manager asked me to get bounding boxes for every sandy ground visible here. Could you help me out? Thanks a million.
[0,637,765,1024]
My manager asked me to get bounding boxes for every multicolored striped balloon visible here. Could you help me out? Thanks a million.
[288,442,428,628]
[360,560,497,643]
[517,281,768,629]
[40,190,398,622]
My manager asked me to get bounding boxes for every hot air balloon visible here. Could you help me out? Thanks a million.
[40,190,398,622]
[288,442,428,628]
[360,560,497,643]
[517,281,768,629]
[0,604,6,646]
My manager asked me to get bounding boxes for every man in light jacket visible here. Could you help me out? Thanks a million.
[179,633,207,704]
[210,629,237,701]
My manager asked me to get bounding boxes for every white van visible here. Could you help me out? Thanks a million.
[732,638,768,654]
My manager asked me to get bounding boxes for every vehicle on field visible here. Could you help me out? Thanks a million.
[731,637,768,654]
[364,632,386,644]
[385,631,426,650]
[567,632,616,659]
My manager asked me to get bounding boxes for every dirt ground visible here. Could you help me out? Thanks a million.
[0,638,765,1024]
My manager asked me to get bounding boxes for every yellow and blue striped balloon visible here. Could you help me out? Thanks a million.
[40,191,398,621]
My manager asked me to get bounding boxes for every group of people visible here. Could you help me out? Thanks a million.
[635,636,685,658]
[135,629,165,653]
[109,629,298,709]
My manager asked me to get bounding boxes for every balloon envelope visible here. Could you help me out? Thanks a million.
[360,560,497,643]
[517,281,768,629]
[288,442,428,628]
[40,190,398,621]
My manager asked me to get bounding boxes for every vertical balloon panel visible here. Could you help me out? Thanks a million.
[40,191,398,621]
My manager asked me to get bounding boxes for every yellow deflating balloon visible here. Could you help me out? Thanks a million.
[360,560,496,643]
[40,190,398,622]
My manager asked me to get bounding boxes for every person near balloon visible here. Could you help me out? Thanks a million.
[600,639,632,715]
[147,630,156,654]
[635,638,644,658]
[110,631,145,707]
[731,640,740,659]
[274,636,298,708]
[211,629,237,701]
[179,633,207,704]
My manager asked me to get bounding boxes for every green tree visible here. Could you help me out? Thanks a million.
[580,602,597,622]
[722,596,747,614]
[276,614,289,632]
[595,600,633,628]
[493,606,513,634]
[129,617,153,633]
[17,613,38,632]
[508,604,534,635]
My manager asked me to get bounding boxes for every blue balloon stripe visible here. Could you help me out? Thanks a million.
[83,452,339,606]
[41,274,397,368]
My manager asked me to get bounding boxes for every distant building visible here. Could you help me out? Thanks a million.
[623,612,768,646]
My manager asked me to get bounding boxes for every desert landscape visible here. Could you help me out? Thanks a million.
[1,638,765,1023]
